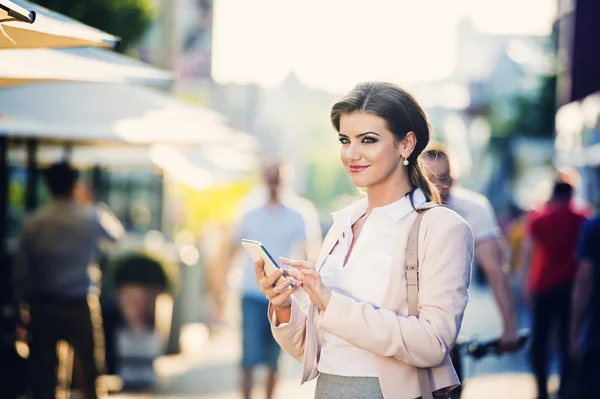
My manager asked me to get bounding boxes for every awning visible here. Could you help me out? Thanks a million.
[0,0,33,23]
[0,82,258,147]
[0,0,119,49]
[0,47,174,88]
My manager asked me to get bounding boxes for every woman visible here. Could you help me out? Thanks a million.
[253,82,474,399]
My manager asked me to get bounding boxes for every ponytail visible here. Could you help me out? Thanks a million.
[408,156,441,206]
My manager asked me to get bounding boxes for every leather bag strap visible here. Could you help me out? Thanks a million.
[405,205,443,399]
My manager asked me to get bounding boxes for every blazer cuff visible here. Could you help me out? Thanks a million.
[268,300,302,329]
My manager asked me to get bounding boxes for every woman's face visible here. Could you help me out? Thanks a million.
[338,111,404,189]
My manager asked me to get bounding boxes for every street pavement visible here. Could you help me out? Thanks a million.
[109,282,559,399]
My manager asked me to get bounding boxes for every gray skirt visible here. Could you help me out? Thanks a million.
[314,373,451,399]
[314,373,383,399]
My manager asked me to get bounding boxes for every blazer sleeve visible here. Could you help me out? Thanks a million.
[268,295,308,362]
[317,208,474,368]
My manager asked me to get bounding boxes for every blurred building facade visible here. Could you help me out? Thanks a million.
[554,0,600,207]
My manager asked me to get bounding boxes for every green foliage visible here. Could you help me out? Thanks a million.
[483,74,557,138]
[34,0,155,51]
[111,251,180,293]
[507,74,557,138]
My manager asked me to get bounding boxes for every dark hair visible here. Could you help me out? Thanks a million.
[43,161,78,198]
[552,181,573,201]
[330,82,441,204]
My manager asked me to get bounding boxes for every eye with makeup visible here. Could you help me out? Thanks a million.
[338,135,379,144]
[361,135,378,144]
[338,136,350,145]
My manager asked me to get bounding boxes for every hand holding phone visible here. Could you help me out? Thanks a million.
[241,239,293,287]
[241,239,302,307]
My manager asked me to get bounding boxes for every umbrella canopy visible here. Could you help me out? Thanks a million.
[0,82,257,146]
[0,0,118,49]
[0,47,174,87]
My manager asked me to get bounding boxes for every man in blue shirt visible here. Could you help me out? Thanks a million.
[234,160,307,399]
[571,214,600,397]
[14,162,124,399]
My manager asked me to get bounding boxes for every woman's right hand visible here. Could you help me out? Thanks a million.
[254,258,300,308]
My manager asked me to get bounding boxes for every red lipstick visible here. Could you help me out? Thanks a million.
[349,165,370,173]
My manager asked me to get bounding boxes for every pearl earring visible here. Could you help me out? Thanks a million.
[403,158,409,166]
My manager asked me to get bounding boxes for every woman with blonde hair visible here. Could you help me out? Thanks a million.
[253,82,474,399]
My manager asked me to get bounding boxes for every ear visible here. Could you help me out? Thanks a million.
[401,131,417,159]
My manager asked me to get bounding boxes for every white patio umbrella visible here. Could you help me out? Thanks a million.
[0,82,257,146]
[0,0,118,49]
[0,47,173,88]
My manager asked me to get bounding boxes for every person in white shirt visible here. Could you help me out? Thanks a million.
[422,144,520,398]
[233,160,309,399]
[238,170,323,264]
[252,82,474,399]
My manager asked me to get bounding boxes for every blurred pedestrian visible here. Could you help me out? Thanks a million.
[522,175,588,399]
[422,143,520,398]
[504,202,527,276]
[569,213,600,397]
[238,163,322,264]
[232,159,308,399]
[13,161,124,399]
[256,82,473,399]
[503,203,531,326]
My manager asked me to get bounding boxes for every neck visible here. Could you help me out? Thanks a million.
[267,190,280,207]
[365,177,413,211]
[441,192,450,204]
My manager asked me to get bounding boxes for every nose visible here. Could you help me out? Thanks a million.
[344,143,361,161]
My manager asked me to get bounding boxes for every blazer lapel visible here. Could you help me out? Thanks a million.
[315,222,343,272]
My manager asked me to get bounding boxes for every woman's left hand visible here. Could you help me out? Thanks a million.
[279,257,332,312]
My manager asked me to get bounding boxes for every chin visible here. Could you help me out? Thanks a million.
[349,176,373,188]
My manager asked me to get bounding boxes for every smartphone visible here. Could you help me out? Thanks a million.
[241,239,294,289]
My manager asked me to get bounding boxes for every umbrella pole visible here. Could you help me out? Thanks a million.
[25,139,38,211]
[157,171,164,231]
[63,143,73,162]
[91,165,103,202]
[0,136,7,264]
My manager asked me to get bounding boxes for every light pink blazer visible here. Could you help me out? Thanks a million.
[269,205,474,399]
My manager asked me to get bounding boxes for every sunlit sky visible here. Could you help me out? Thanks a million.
[212,0,557,94]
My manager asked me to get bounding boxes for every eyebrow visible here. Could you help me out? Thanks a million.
[338,131,381,138]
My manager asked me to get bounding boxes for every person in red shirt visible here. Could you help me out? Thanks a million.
[524,176,588,399]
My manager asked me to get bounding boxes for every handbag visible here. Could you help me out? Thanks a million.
[405,204,443,399]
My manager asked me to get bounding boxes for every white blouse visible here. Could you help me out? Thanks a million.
[316,189,427,377]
